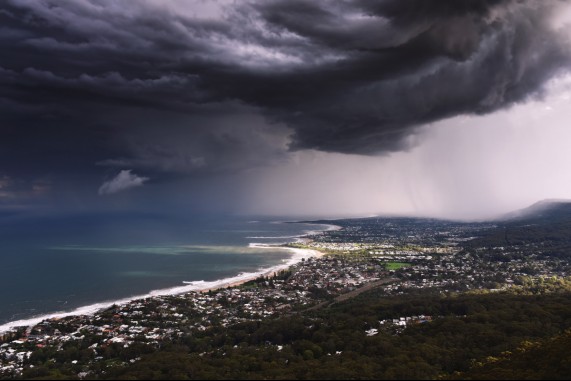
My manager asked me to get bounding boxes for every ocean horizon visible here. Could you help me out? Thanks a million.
[0,212,334,329]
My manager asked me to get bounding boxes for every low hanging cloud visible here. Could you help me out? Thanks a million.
[98,170,149,195]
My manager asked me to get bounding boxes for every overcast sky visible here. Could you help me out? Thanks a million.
[1,0,571,220]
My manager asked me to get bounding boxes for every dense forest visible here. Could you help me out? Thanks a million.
[450,329,571,380]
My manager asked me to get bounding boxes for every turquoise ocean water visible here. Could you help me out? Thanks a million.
[0,213,330,326]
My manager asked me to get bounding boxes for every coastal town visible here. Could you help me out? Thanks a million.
[1,216,571,379]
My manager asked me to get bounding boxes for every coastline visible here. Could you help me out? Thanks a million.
[0,225,334,335]
[199,244,324,292]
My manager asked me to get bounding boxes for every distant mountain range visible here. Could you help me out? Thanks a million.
[465,199,571,254]
[500,199,571,221]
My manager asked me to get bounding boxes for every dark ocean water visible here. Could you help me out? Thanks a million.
[0,213,329,326]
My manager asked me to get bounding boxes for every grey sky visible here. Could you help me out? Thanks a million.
[1,0,571,219]
[243,73,571,219]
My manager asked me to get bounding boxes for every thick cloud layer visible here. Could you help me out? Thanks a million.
[2,0,570,155]
[246,0,571,153]
[0,0,570,214]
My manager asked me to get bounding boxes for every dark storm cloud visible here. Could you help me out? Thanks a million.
[238,0,571,153]
[1,0,570,175]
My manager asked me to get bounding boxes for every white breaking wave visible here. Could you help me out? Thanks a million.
[245,235,302,239]
[0,245,321,335]
[246,223,341,240]
[0,222,339,335]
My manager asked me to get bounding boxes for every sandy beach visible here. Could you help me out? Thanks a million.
[199,244,325,292]
[0,244,325,335]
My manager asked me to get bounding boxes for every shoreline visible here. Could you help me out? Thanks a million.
[0,232,331,336]
[199,244,324,292]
